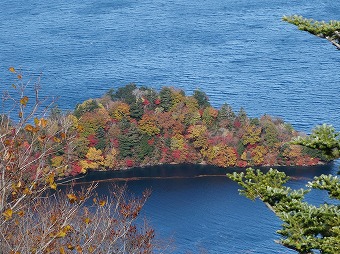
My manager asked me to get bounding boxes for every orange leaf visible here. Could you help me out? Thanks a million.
[20,96,29,106]
[76,245,82,254]
[77,125,84,132]
[9,67,16,73]
[40,118,47,128]
[17,74,22,80]
[60,132,66,140]
[67,193,77,204]
[17,210,25,217]
[67,244,75,250]
[38,135,46,142]
[25,124,34,132]
[18,112,23,118]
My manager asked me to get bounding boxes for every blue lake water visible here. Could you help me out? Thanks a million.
[1,0,340,253]
[1,0,340,132]
[73,163,339,253]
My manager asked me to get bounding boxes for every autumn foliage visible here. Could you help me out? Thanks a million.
[67,84,325,175]
[0,69,155,253]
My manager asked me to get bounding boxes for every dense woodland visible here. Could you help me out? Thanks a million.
[38,83,326,178]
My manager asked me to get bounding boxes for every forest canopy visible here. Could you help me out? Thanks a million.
[47,83,328,178]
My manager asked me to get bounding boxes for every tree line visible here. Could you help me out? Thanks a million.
[46,83,327,178]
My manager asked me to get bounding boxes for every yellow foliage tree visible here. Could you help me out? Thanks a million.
[171,89,186,109]
[204,145,237,167]
[251,145,267,165]
[80,147,104,170]
[242,124,262,145]
[103,148,117,169]
[187,125,208,149]
[202,107,218,126]
[170,133,186,150]
[78,108,110,137]
[138,114,160,136]
[109,101,130,121]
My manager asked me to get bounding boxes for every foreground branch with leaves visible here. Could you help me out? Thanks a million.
[228,168,340,253]
[1,184,154,253]
[283,15,340,50]
[0,68,155,253]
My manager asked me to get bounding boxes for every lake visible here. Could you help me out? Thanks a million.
[72,163,339,253]
[1,0,340,132]
[1,0,339,253]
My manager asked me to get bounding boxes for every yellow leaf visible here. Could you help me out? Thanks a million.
[53,136,61,143]
[20,96,29,106]
[67,193,77,204]
[34,118,40,126]
[50,182,57,190]
[80,166,87,174]
[59,247,66,254]
[55,230,66,238]
[46,172,57,190]
[2,208,13,220]
[9,67,16,73]
[83,217,91,224]
[12,84,16,89]
[16,181,22,188]
[88,246,95,253]
[99,200,106,207]
[23,188,32,195]
[64,225,72,231]
[55,225,72,238]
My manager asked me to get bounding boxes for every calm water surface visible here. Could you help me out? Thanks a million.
[1,0,340,253]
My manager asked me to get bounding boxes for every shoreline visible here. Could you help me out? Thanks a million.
[57,162,332,185]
